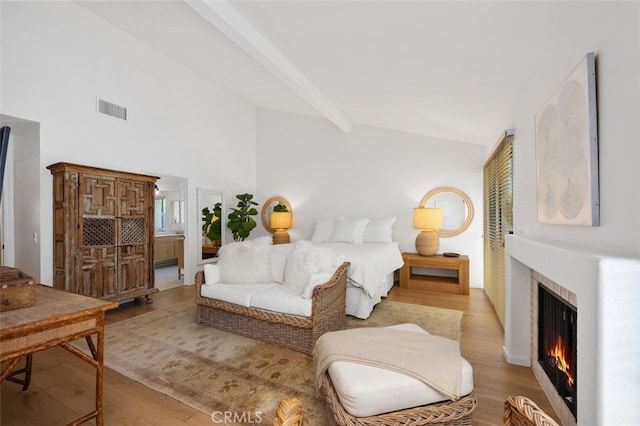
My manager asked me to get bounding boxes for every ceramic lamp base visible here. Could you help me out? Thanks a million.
[415,230,439,256]
[272,229,290,245]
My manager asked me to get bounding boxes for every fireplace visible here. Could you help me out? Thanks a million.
[504,234,640,426]
[538,283,577,419]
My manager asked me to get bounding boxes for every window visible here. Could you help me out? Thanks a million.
[154,197,166,233]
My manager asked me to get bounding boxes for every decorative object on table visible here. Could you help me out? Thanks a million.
[261,196,293,234]
[443,252,460,257]
[227,193,259,241]
[420,186,474,238]
[413,207,443,256]
[535,52,599,226]
[201,202,222,245]
[0,266,35,312]
[271,202,292,244]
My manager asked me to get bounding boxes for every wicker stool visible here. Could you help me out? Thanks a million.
[321,372,477,426]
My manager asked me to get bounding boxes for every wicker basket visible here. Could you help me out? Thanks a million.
[273,398,303,426]
[503,395,560,426]
[320,371,477,426]
[193,262,350,355]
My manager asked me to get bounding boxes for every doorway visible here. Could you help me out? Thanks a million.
[152,173,187,291]
[0,115,41,281]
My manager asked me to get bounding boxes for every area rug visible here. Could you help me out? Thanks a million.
[98,300,462,425]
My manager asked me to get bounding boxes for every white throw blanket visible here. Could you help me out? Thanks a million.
[314,327,462,400]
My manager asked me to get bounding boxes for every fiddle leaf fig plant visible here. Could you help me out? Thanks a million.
[202,202,222,243]
[227,193,259,241]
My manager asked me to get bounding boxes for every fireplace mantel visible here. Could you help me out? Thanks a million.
[504,235,640,425]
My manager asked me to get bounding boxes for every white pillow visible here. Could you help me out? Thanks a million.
[270,251,288,284]
[329,218,370,244]
[363,217,397,243]
[302,272,334,299]
[283,241,339,296]
[310,219,335,242]
[218,236,273,284]
[203,264,220,285]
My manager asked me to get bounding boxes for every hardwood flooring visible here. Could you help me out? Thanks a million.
[1,285,558,425]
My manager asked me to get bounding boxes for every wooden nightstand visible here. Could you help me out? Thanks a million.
[399,253,469,295]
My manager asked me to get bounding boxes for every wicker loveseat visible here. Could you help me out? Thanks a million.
[194,261,350,355]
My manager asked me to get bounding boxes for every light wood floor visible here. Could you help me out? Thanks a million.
[1,285,558,425]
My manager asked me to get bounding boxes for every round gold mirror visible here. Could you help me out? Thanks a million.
[261,196,292,234]
[419,187,474,237]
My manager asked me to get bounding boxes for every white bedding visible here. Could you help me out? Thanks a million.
[267,241,404,319]
[313,242,404,297]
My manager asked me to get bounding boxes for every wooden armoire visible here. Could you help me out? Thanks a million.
[47,162,159,303]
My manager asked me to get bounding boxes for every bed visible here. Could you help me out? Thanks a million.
[303,216,404,319]
[314,242,403,318]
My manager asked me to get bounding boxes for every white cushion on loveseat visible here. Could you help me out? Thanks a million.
[327,323,474,417]
[200,283,279,307]
[250,286,313,317]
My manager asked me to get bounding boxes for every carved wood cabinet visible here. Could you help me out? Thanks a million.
[47,162,159,302]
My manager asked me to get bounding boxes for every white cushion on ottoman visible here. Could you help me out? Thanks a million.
[327,323,474,417]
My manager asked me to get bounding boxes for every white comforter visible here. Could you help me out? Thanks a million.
[313,242,404,297]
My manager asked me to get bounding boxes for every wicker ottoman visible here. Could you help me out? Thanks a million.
[318,324,477,426]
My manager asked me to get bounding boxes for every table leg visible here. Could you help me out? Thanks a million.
[96,315,105,426]
[22,353,32,391]
[1,353,33,391]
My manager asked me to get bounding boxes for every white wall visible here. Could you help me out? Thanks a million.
[0,116,41,281]
[503,2,640,257]
[0,2,257,284]
[255,108,486,287]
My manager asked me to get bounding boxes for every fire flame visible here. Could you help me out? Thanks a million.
[548,335,575,387]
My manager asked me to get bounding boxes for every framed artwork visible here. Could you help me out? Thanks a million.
[535,52,599,225]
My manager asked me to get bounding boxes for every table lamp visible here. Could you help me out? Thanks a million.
[271,211,292,244]
[413,207,443,256]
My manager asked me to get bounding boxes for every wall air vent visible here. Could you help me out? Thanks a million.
[97,98,127,121]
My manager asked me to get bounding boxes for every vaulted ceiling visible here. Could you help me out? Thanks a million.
[77,1,592,147]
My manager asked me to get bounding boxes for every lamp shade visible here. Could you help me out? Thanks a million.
[270,211,292,229]
[413,208,443,230]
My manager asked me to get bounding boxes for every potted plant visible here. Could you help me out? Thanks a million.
[273,202,288,213]
[202,202,222,246]
[227,193,259,241]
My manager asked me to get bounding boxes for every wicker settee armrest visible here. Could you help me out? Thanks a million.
[194,269,206,301]
[310,262,350,325]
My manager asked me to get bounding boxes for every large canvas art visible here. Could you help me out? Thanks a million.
[535,52,599,226]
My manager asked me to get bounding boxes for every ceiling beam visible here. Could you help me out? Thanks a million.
[185,0,352,132]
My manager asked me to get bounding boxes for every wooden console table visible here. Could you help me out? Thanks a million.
[399,253,469,295]
[0,285,118,425]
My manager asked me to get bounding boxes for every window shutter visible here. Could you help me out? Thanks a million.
[483,133,513,327]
